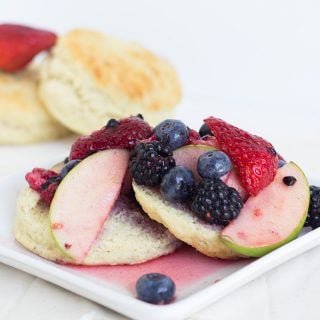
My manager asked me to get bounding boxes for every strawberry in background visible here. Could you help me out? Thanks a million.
[0,23,57,72]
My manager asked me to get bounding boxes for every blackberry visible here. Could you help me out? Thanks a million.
[305,186,320,229]
[129,141,175,187]
[191,178,243,226]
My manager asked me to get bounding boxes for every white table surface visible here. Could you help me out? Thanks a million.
[0,99,320,320]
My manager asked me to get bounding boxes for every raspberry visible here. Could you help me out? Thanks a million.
[204,117,278,195]
[191,178,243,226]
[187,129,220,149]
[40,182,59,205]
[129,141,176,186]
[187,129,201,144]
[25,168,61,205]
[69,116,153,160]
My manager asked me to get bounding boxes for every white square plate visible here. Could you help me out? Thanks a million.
[0,170,320,320]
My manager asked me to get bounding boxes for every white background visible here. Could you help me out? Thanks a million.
[1,1,320,319]
[2,0,320,105]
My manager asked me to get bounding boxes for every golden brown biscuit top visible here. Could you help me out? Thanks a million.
[56,29,181,111]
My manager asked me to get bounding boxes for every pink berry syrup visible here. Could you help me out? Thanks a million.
[69,245,250,299]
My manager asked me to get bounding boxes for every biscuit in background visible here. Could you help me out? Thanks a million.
[39,29,181,134]
[0,67,70,144]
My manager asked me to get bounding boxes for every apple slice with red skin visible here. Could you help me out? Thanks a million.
[225,170,248,201]
[173,144,248,200]
[50,149,129,263]
[173,144,226,182]
[221,162,309,257]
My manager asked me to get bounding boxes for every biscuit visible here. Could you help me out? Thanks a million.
[39,29,181,134]
[0,67,70,144]
[14,187,181,265]
[133,182,240,259]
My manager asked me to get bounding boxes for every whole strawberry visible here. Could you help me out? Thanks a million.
[70,116,153,160]
[0,24,57,72]
[204,117,278,195]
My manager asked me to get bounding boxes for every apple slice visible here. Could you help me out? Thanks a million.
[173,144,220,182]
[221,162,309,257]
[225,170,248,201]
[50,149,129,263]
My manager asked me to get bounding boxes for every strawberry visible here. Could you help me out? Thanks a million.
[204,117,278,195]
[69,116,153,160]
[26,168,61,205]
[0,24,57,72]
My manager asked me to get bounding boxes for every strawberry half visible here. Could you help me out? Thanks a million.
[69,116,153,160]
[0,24,57,72]
[204,117,278,195]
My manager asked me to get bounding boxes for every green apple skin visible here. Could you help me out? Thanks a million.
[222,217,308,257]
[221,162,310,257]
[49,149,129,263]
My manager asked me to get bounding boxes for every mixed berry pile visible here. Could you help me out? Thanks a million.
[129,118,277,226]
[26,114,320,231]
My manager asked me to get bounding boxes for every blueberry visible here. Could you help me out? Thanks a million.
[197,151,231,179]
[154,119,189,150]
[41,175,61,190]
[199,123,213,137]
[160,166,196,202]
[136,273,175,304]
[278,159,286,168]
[60,160,81,179]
